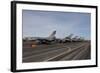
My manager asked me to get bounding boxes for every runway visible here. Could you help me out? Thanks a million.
[22,42,90,63]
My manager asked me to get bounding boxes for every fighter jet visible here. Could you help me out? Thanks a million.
[77,37,84,42]
[62,34,73,43]
[23,31,56,44]
[71,36,78,42]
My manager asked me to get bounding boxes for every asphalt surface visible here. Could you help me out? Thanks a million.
[22,42,91,63]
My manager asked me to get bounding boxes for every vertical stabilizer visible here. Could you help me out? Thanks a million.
[48,31,56,40]
[73,36,78,39]
[68,34,73,38]
[65,34,73,39]
[49,31,56,37]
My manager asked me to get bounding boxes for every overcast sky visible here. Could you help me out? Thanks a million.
[22,10,91,40]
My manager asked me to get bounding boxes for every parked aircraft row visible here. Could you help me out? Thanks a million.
[23,31,85,44]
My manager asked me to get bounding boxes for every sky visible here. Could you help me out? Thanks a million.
[22,10,91,40]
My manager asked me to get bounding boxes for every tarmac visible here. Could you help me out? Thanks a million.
[22,41,91,63]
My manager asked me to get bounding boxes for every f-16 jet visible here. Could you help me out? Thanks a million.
[77,37,84,42]
[62,34,73,43]
[23,31,56,44]
[71,36,78,42]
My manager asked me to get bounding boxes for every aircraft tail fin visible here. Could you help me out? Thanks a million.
[73,36,78,39]
[48,31,56,38]
[68,34,73,38]
[48,31,56,39]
